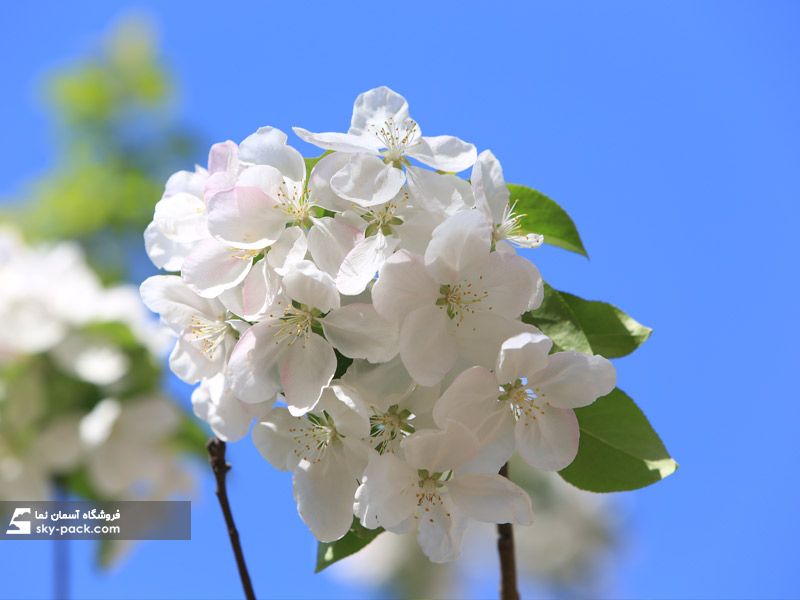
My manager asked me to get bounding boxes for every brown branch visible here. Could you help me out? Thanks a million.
[207,438,256,600]
[497,462,520,600]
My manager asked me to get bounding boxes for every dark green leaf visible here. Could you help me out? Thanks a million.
[523,284,651,358]
[507,183,588,257]
[559,388,677,492]
[315,518,383,572]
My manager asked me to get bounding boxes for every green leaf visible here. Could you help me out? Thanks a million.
[170,416,210,459]
[507,183,588,257]
[315,518,383,572]
[523,284,651,358]
[559,388,677,492]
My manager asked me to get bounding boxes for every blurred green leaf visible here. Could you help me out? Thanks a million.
[170,416,211,459]
[508,183,588,257]
[559,388,677,492]
[523,284,651,357]
[315,518,383,572]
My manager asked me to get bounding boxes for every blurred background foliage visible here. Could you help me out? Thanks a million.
[2,16,199,283]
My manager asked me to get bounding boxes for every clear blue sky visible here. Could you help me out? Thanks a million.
[2,1,799,598]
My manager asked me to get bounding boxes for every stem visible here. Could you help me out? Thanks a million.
[207,438,256,600]
[497,463,520,600]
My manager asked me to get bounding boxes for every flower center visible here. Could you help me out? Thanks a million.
[288,411,339,464]
[499,379,547,422]
[369,404,415,454]
[275,304,321,344]
[277,181,315,228]
[361,196,407,237]
[370,118,418,165]
[435,282,489,322]
[414,471,453,522]
[189,315,230,359]
[492,203,543,250]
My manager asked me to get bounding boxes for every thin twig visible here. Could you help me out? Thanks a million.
[207,438,256,600]
[497,462,520,600]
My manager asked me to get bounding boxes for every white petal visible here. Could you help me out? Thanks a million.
[281,334,337,416]
[471,150,509,225]
[181,239,254,298]
[330,154,406,206]
[252,407,305,471]
[407,135,477,173]
[169,333,224,383]
[348,86,411,137]
[206,186,285,249]
[406,167,474,215]
[448,473,533,525]
[338,357,417,412]
[293,127,381,153]
[267,226,308,275]
[238,126,306,182]
[401,419,479,473]
[139,275,224,333]
[337,232,399,295]
[432,366,500,432]
[152,192,208,242]
[192,375,271,442]
[455,313,534,372]
[308,153,353,212]
[416,494,467,563]
[227,322,286,403]
[515,404,580,471]
[317,386,371,439]
[479,249,544,317]
[307,215,361,277]
[372,250,438,322]
[495,330,553,385]
[294,442,365,542]
[354,452,417,530]
[399,305,457,386]
[207,140,239,175]
[322,303,399,363]
[535,352,617,409]
[144,222,193,272]
[283,260,340,312]
[219,260,282,321]
[424,210,492,283]
[164,166,206,198]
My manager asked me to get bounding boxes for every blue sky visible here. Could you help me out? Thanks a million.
[2,1,799,598]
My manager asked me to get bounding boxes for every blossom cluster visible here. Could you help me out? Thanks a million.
[0,229,190,503]
[141,87,616,562]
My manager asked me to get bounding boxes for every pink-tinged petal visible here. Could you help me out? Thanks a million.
[293,127,381,153]
[471,150,510,225]
[401,420,480,473]
[448,473,533,525]
[407,135,477,173]
[337,232,399,296]
[515,404,580,471]
[239,126,306,182]
[281,334,336,416]
[218,260,282,321]
[424,210,492,284]
[227,322,286,403]
[330,154,406,206]
[372,250,438,322]
[207,140,239,175]
[349,86,411,138]
[322,303,399,363]
[283,260,340,312]
[206,186,285,249]
[267,226,308,275]
[495,330,553,385]
[534,352,617,409]
[399,305,458,386]
[181,239,254,298]
[354,452,418,530]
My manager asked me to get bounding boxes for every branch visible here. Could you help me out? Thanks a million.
[497,462,520,600]
[207,438,256,600]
